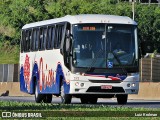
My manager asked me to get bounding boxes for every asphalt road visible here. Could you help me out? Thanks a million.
[0,96,160,108]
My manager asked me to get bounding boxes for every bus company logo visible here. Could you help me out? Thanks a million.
[39,57,44,92]
[39,57,55,92]
[2,112,11,118]
[24,54,30,92]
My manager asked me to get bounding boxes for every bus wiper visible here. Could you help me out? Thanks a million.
[111,51,121,66]
[86,48,103,72]
[111,51,127,74]
[86,50,127,74]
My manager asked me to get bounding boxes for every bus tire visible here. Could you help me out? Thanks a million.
[80,97,89,104]
[88,97,98,104]
[44,94,52,103]
[60,85,72,104]
[116,94,128,105]
[35,82,45,103]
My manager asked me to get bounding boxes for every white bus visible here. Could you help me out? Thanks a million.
[20,14,139,104]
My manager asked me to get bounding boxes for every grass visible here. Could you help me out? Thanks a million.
[0,42,19,64]
[0,101,158,111]
[0,101,160,119]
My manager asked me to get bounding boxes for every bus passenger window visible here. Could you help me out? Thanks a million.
[28,30,32,51]
[35,29,39,51]
[32,29,38,51]
[21,31,25,53]
[54,25,64,49]
[46,27,52,49]
[51,27,55,49]
[24,31,28,52]
[43,28,47,50]
[31,29,36,51]
[39,28,43,50]
[24,30,31,52]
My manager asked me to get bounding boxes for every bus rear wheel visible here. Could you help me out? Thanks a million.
[60,85,72,104]
[44,94,52,103]
[116,94,128,105]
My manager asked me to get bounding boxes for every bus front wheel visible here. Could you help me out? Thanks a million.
[60,85,72,104]
[80,97,88,104]
[88,97,98,104]
[81,97,98,104]
[116,94,128,105]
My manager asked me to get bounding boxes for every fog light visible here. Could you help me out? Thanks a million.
[75,82,79,86]
[80,83,84,87]
[127,83,131,87]
[132,83,136,87]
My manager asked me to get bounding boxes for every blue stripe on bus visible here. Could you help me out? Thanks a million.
[30,63,39,94]
[56,63,70,94]
[20,66,32,93]
[30,63,70,94]
[32,62,59,94]
[20,67,27,92]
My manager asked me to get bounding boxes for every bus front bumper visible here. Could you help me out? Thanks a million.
[69,76,139,95]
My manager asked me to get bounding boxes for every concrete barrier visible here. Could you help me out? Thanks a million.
[0,82,32,96]
[0,82,160,100]
[129,82,160,100]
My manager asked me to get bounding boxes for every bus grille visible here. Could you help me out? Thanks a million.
[86,86,125,93]
[89,80,122,83]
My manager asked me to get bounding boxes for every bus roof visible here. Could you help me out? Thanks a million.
[22,14,137,29]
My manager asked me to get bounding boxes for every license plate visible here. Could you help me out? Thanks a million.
[101,85,112,89]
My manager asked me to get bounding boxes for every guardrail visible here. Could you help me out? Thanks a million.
[0,64,18,82]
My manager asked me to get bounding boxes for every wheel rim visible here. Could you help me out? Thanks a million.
[35,85,38,99]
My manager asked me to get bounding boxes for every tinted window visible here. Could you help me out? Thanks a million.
[35,29,39,51]
[46,26,55,49]
[21,31,25,52]
[23,30,31,52]
[54,25,64,48]
[39,27,46,50]
[31,29,39,51]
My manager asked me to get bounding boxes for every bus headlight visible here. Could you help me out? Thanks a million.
[127,83,136,87]
[75,82,79,86]
[75,82,84,87]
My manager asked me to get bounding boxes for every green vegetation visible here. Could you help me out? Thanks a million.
[1,101,156,111]
[0,101,160,119]
[0,42,19,63]
[0,0,160,63]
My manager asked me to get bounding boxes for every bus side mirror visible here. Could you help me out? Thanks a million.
[65,36,73,56]
[61,35,72,55]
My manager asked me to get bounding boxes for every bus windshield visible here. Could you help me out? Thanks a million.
[72,24,137,68]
